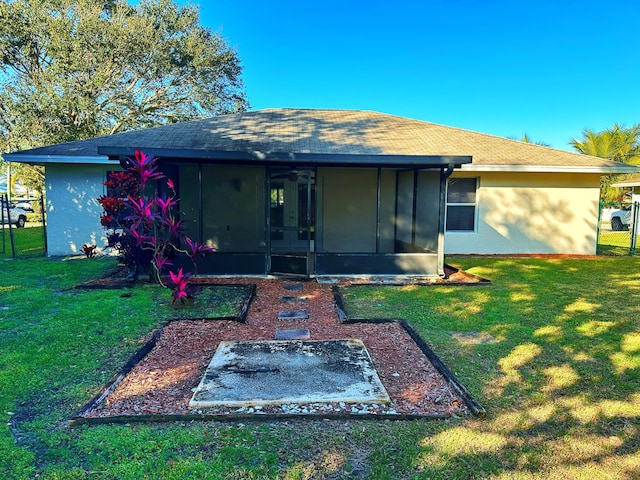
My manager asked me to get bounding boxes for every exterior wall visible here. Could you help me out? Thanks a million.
[45,163,112,255]
[445,172,601,255]
[44,162,601,261]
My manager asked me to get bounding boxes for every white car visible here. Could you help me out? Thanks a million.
[0,200,28,228]
[13,200,33,212]
[610,205,633,231]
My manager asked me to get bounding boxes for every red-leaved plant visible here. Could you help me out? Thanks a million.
[98,150,214,303]
[169,268,192,304]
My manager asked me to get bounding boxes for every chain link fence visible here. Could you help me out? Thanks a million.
[1,194,47,258]
[597,201,640,256]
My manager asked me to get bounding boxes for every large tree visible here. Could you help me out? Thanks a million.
[570,124,640,202]
[0,0,247,191]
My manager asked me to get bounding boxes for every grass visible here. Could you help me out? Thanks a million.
[166,284,253,320]
[0,225,46,258]
[1,255,640,478]
[597,221,640,255]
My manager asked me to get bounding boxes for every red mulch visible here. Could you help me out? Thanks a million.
[81,276,476,419]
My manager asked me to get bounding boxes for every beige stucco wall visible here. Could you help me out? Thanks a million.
[45,163,112,255]
[445,172,601,255]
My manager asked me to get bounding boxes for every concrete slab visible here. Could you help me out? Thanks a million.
[189,339,390,408]
[283,284,303,291]
[278,310,309,320]
[275,328,311,340]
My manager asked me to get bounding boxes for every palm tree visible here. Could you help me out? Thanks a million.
[571,124,640,201]
[519,133,550,146]
[571,124,640,163]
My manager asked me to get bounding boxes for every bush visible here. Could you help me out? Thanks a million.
[97,150,214,301]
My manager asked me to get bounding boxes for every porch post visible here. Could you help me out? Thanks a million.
[437,164,454,277]
[265,169,271,274]
[197,163,203,243]
[376,167,381,253]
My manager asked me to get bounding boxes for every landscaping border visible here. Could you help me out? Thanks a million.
[332,286,486,417]
[75,329,163,419]
[70,283,256,425]
[70,278,484,426]
[71,411,453,426]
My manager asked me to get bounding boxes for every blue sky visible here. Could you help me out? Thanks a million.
[187,0,639,151]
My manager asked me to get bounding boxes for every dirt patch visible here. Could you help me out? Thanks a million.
[79,277,477,420]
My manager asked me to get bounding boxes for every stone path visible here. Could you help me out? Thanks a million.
[188,280,391,408]
[276,282,311,340]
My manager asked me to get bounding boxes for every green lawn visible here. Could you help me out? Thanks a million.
[0,225,46,258]
[597,221,640,255]
[1,255,639,479]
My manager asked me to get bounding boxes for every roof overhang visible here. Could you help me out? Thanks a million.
[459,163,640,174]
[612,180,640,187]
[3,153,116,165]
[6,148,472,169]
[96,146,472,169]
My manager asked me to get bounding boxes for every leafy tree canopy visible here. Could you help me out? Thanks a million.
[570,124,640,202]
[0,0,248,153]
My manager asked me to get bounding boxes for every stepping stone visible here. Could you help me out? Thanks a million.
[283,284,303,291]
[278,310,309,320]
[275,328,311,340]
[280,296,308,303]
[315,277,339,284]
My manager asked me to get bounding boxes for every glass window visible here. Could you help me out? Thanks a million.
[446,178,477,232]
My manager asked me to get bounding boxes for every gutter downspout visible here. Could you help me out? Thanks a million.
[437,164,455,277]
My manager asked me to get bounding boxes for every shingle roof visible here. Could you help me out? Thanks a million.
[5,108,636,173]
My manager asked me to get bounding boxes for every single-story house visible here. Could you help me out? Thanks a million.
[612,177,640,204]
[4,109,637,277]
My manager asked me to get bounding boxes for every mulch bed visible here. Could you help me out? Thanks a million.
[76,271,487,422]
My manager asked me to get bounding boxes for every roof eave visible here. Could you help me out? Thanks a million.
[612,181,640,187]
[459,164,640,174]
[97,146,473,168]
[3,153,114,165]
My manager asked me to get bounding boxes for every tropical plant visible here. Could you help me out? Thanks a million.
[517,133,550,146]
[81,244,97,258]
[98,150,213,300]
[571,124,640,201]
[168,268,192,304]
[570,124,640,163]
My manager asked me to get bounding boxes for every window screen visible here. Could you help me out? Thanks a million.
[446,178,477,231]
